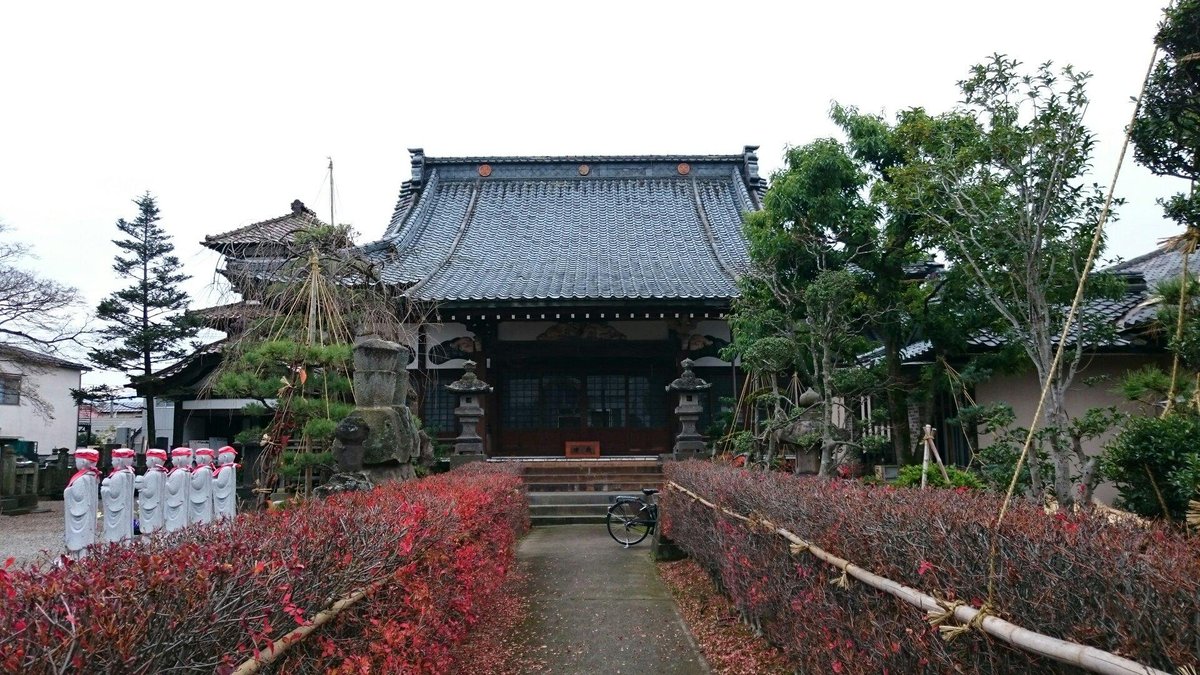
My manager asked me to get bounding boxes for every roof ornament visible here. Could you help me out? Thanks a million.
[409,148,426,186]
[291,199,307,214]
[743,145,768,200]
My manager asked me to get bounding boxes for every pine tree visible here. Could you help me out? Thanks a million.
[89,193,199,449]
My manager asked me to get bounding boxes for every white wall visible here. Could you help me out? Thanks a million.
[974,353,1168,504]
[0,359,82,453]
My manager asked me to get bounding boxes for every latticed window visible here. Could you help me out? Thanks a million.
[503,377,542,429]
[501,372,665,429]
[0,376,21,406]
[420,370,461,433]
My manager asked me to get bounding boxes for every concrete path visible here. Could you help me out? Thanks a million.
[514,525,708,674]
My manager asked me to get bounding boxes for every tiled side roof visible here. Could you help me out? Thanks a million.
[878,246,1193,364]
[363,150,762,303]
[1104,248,1193,287]
[0,344,88,371]
[203,200,328,250]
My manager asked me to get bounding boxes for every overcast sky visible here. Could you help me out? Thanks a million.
[0,1,1185,386]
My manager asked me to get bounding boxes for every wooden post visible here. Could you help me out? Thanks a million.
[921,425,932,489]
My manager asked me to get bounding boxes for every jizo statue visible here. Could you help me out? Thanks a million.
[212,446,238,520]
[163,447,192,532]
[189,448,216,525]
[64,448,100,558]
[101,447,136,543]
[136,448,168,534]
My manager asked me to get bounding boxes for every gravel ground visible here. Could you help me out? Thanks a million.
[0,500,66,568]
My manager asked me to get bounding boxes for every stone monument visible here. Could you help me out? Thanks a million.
[163,447,192,532]
[666,359,712,460]
[327,335,421,489]
[446,360,492,466]
[101,448,136,543]
[136,448,167,534]
[64,448,100,558]
[189,448,216,525]
[212,446,238,520]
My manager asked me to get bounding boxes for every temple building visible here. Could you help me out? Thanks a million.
[146,148,764,458]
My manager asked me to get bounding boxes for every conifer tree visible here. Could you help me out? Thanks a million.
[89,193,199,449]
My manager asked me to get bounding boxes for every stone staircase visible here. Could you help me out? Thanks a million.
[512,459,664,526]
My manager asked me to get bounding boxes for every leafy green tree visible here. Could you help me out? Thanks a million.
[89,193,199,448]
[891,56,1125,507]
[1131,0,1200,409]
[728,136,906,475]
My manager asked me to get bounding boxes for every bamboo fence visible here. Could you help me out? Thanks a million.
[667,481,1169,675]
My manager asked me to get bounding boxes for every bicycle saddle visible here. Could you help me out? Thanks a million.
[641,488,659,495]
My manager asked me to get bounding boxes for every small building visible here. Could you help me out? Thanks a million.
[0,345,87,456]
[149,149,764,458]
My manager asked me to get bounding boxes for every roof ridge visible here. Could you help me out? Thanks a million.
[690,177,740,285]
[423,153,746,165]
[1102,247,1170,272]
[403,179,482,299]
[203,204,327,246]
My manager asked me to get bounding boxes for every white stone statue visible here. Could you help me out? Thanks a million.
[135,448,167,534]
[189,448,216,525]
[101,447,136,543]
[164,447,193,532]
[64,448,100,558]
[212,445,238,520]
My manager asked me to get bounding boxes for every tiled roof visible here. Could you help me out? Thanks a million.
[0,344,88,371]
[361,149,763,303]
[876,246,1194,365]
[203,200,328,250]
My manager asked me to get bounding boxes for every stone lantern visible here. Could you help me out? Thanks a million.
[446,360,492,465]
[666,358,712,460]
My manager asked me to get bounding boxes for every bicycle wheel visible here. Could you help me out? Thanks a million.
[607,500,652,546]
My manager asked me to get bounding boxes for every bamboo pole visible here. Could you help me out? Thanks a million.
[926,427,951,484]
[920,425,932,489]
[666,481,1167,675]
[230,580,384,675]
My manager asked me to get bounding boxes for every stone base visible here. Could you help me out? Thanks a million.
[448,454,486,469]
[363,463,417,484]
[672,449,708,462]
[313,472,375,499]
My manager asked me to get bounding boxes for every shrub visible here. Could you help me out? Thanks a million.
[895,463,984,489]
[0,464,528,674]
[1101,412,1200,520]
[663,461,1200,673]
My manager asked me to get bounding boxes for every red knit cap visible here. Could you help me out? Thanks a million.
[75,448,100,462]
[111,447,135,459]
[146,448,168,460]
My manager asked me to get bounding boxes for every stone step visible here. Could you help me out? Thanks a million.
[530,514,610,526]
[524,481,662,492]
[521,465,664,477]
[531,503,615,517]
[527,491,630,505]
[523,472,662,484]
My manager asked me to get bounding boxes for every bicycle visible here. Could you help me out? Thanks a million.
[606,488,659,547]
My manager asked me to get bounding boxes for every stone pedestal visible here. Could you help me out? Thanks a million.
[446,361,493,458]
[329,335,423,491]
[666,359,712,459]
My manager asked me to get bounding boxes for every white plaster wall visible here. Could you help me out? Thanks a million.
[425,322,476,369]
[974,353,1169,504]
[685,320,732,366]
[0,361,81,453]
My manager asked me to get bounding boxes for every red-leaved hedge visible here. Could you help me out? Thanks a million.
[663,461,1200,673]
[0,463,528,674]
